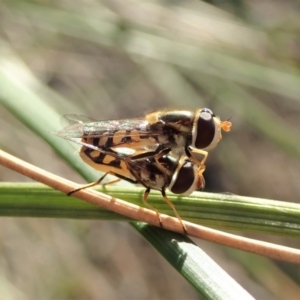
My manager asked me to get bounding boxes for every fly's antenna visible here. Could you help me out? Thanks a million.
[221,117,232,132]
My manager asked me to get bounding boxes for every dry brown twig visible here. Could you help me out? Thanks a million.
[0,149,299,264]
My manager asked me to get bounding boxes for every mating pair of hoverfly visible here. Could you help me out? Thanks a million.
[57,108,232,232]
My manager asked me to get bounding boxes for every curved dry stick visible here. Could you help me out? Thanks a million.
[0,149,299,264]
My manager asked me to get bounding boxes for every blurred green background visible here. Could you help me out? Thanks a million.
[0,0,300,299]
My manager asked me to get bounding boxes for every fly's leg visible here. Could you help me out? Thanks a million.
[185,147,208,173]
[129,148,171,161]
[161,189,187,234]
[152,148,171,166]
[147,148,171,177]
[102,178,121,186]
[68,171,124,195]
[187,148,207,188]
[123,148,171,178]
[198,175,206,191]
[143,187,163,228]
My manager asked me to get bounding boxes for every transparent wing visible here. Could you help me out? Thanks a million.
[53,132,151,159]
[64,114,97,124]
[57,117,152,139]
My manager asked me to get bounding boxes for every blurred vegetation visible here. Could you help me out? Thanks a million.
[0,0,300,299]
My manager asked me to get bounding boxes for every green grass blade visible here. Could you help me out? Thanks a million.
[0,183,299,237]
[133,222,255,300]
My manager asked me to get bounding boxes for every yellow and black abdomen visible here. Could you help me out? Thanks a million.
[79,138,133,179]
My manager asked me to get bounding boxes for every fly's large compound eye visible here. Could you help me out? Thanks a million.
[191,108,225,151]
[191,108,217,149]
[169,159,198,195]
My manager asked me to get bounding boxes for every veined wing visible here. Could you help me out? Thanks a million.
[57,117,151,139]
[54,132,154,160]
[64,114,96,124]
[57,115,163,151]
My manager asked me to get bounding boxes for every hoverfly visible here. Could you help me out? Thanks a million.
[58,108,232,168]
[63,136,205,232]
[56,108,231,231]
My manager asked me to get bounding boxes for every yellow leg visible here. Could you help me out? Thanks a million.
[153,148,171,164]
[186,147,208,166]
[161,189,187,234]
[185,147,208,177]
[68,172,111,195]
[143,188,163,227]
[102,178,121,186]
[197,175,205,190]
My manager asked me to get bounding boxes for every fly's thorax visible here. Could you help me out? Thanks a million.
[157,154,177,171]
[191,108,222,150]
[168,156,200,195]
[131,158,167,191]
[173,133,186,149]
[145,110,161,124]
[150,174,167,191]
[158,109,194,133]
[146,109,194,149]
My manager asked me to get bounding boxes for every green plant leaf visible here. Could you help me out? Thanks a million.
[0,183,299,237]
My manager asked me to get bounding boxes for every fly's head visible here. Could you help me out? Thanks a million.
[192,108,232,151]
